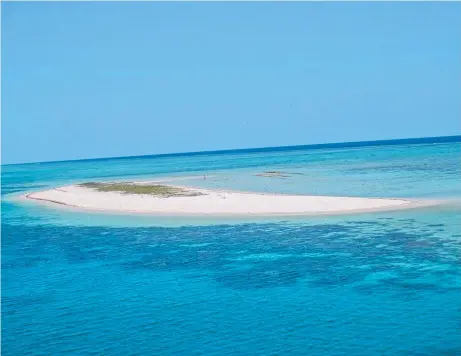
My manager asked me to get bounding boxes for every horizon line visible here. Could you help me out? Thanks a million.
[3,134,461,166]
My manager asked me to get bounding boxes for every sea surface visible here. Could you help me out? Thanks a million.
[2,137,461,355]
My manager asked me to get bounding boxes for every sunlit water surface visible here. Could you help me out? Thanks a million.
[2,139,461,355]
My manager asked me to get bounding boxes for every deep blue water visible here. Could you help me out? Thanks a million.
[2,137,461,355]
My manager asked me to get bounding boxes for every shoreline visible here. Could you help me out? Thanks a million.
[21,182,441,217]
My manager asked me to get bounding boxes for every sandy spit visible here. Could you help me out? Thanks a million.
[23,184,436,217]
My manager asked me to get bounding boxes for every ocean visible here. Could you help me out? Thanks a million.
[2,136,461,355]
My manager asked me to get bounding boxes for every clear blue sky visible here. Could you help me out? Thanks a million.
[2,2,460,164]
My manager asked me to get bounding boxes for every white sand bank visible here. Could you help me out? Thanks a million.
[24,184,435,216]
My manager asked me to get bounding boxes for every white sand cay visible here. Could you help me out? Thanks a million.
[24,183,435,216]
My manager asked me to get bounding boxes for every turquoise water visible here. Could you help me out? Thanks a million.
[2,138,461,355]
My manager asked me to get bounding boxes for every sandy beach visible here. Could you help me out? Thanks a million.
[23,183,434,216]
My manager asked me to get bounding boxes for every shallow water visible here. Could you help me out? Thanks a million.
[2,138,461,355]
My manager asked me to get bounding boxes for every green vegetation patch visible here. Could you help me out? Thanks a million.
[79,182,204,197]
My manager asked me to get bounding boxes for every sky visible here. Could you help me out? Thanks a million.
[2,2,460,164]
